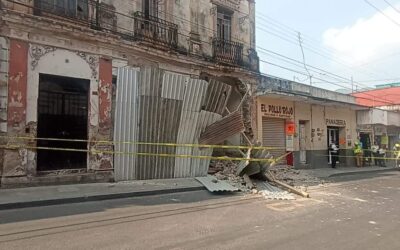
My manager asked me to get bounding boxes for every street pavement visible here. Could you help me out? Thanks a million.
[0,171,399,250]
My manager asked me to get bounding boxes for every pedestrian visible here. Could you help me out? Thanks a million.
[329,142,339,168]
[393,143,400,168]
[378,146,386,167]
[371,142,379,166]
[353,141,363,167]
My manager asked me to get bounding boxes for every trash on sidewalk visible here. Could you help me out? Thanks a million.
[195,175,239,192]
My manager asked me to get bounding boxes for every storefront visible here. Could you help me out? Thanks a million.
[257,97,359,168]
[257,75,363,169]
[357,109,400,166]
[257,97,294,165]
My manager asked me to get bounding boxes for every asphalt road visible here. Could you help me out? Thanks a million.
[0,171,399,250]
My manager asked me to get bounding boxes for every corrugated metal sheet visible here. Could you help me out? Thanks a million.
[136,96,161,180]
[155,98,183,179]
[202,79,232,114]
[195,176,239,192]
[114,67,140,181]
[174,78,209,178]
[183,78,209,111]
[199,110,245,145]
[139,67,163,96]
[262,117,286,164]
[191,111,222,177]
[114,67,235,180]
[174,110,200,178]
[161,71,188,100]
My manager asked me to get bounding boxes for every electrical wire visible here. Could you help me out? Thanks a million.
[2,0,398,105]
[364,0,400,28]
[383,0,400,15]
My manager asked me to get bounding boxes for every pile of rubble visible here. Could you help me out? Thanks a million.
[270,166,327,190]
[209,160,252,192]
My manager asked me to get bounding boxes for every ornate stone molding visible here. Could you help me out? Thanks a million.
[30,45,57,70]
[30,45,98,78]
[211,0,240,10]
[76,52,98,79]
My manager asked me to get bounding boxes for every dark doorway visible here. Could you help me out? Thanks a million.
[37,74,89,171]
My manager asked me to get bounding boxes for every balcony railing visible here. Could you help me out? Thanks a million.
[2,1,178,48]
[133,12,178,48]
[213,38,244,66]
[32,0,96,27]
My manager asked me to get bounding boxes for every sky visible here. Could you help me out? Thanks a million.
[256,0,400,91]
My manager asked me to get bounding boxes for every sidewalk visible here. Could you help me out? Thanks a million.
[0,178,204,210]
[301,166,398,179]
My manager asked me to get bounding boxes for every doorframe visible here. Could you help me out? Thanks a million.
[299,120,307,164]
[36,73,90,171]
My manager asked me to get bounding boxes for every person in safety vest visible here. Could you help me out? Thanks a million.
[353,141,363,167]
[393,143,400,168]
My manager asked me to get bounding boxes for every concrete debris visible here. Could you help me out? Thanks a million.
[210,160,254,192]
[270,166,327,189]
[195,175,239,192]
[255,180,295,200]
[259,189,295,200]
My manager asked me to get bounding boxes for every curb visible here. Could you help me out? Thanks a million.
[328,168,398,178]
[0,186,206,211]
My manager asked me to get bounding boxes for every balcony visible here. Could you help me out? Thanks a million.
[32,0,96,27]
[133,12,178,48]
[212,38,244,66]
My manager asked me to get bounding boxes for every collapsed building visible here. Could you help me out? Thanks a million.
[0,0,259,187]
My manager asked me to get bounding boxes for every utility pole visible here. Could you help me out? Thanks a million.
[298,32,312,86]
[351,76,354,93]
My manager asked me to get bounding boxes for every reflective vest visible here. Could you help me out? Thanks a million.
[354,145,362,154]
[394,146,400,157]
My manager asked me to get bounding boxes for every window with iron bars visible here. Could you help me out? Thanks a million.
[35,0,89,20]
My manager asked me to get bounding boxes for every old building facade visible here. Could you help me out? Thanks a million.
[0,0,259,186]
[257,76,365,169]
[353,87,400,162]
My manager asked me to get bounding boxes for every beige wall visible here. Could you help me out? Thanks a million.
[257,96,358,151]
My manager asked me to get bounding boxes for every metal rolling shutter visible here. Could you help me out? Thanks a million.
[262,117,286,165]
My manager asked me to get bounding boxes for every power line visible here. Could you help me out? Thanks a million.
[383,0,400,14]
[364,0,400,28]
[159,1,400,89]
[257,13,400,80]
[259,59,397,105]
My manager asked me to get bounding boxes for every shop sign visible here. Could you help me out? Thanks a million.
[286,122,295,135]
[326,119,346,127]
[261,104,294,119]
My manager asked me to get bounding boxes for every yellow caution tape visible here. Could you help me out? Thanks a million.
[313,153,400,161]
[0,135,286,150]
[0,144,291,163]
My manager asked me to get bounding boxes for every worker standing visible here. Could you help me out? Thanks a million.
[371,142,379,166]
[329,142,339,168]
[393,143,400,169]
[378,146,386,167]
[353,141,363,168]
